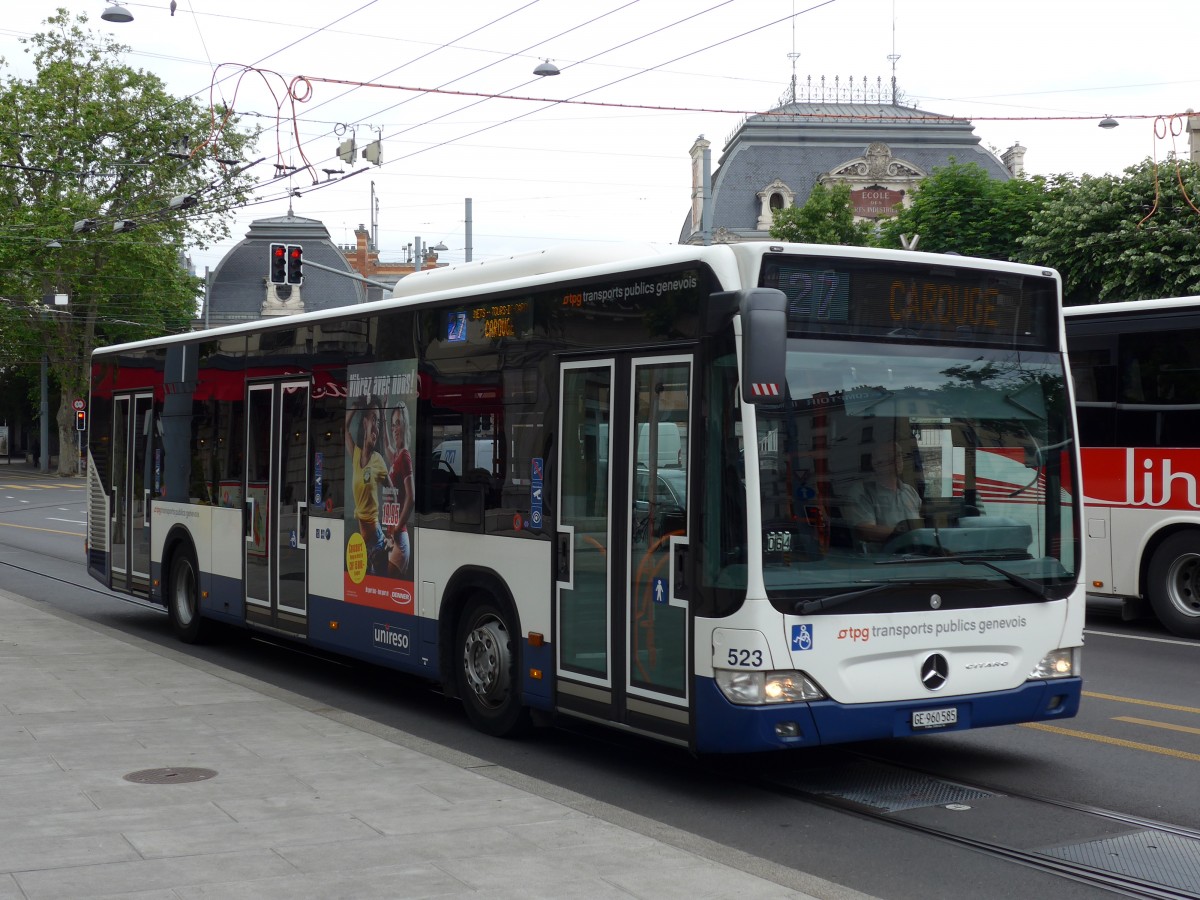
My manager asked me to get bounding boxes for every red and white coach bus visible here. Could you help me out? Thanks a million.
[1065,296,1200,637]
[86,241,1084,752]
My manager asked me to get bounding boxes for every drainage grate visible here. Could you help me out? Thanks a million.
[781,761,996,813]
[1040,829,1200,894]
[123,767,218,785]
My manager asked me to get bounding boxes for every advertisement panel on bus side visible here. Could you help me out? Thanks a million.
[344,360,419,612]
[1080,448,1200,511]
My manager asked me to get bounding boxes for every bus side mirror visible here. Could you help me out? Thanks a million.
[738,288,788,404]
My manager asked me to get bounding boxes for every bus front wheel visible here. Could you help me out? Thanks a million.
[168,549,206,644]
[455,595,530,737]
[1148,533,1200,638]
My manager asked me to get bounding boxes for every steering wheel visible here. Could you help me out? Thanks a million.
[888,518,924,540]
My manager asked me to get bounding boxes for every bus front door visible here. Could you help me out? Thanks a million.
[556,355,693,746]
[110,392,154,596]
[243,380,310,636]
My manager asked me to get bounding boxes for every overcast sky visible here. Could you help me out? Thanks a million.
[5,0,1199,273]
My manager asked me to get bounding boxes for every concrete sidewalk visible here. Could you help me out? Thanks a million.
[0,590,869,900]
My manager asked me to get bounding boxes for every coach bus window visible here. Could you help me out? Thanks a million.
[1065,335,1117,448]
[1118,328,1200,447]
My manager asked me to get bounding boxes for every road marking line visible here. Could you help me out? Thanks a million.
[0,483,83,491]
[0,521,83,537]
[46,517,86,525]
[1022,722,1200,761]
[1084,628,1198,648]
[1083,690,1200,715]
[1113,716,1200,737]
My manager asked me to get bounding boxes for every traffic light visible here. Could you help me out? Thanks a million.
[75,409,86,432]
[269,243,287,284]
[286,244,303,285]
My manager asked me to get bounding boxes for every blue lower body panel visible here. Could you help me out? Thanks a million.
[693,676,1082,754]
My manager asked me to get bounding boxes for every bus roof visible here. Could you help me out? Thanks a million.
[1063,296,1200,319]
[93,241,1060,357]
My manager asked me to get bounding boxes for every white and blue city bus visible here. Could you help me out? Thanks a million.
[86,241,1083,753]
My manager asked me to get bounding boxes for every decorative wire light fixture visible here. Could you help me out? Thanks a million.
[101,3,134,22]
[1098,116,1119,129]
[533,59,560,77]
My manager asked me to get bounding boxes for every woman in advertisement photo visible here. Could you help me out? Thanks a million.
[386,402,415,579]
[345,394,390,575]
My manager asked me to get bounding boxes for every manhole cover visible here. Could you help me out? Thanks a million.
[123,767,218,784]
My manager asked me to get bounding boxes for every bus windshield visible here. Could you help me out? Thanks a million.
[754,339,1077,608]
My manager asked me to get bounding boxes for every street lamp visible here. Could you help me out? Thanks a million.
[533,59,560,77]
[101,3,134,22]
[1098,116,1119,130]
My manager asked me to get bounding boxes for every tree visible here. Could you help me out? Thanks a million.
[769,182,875,246]
[0,9,257,474]
[875,159,1061,261]
[1018,157,1200,305]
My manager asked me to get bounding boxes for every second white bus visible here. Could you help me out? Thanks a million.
[1066,296,1200,637]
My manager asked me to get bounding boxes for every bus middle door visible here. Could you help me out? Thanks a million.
[243,379,310,637]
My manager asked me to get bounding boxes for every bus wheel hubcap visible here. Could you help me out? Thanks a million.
[463,618,510,707]
[174,567,194,625]
[1166,553,1200,617]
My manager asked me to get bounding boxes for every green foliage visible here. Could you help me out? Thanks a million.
[1018,158,1200,305]
[875,159,1061,261]
[769,182,875,246]
[0,9,257,472]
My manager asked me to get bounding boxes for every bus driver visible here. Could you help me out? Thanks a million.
[847,441,921,546]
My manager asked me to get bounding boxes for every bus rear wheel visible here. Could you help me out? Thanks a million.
[455,595,530,737]
[1148,533,1200,638]
[168,549,206,644]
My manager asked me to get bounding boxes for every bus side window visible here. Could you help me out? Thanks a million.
[1117,329,1200,447]
[1069,335,1117,448]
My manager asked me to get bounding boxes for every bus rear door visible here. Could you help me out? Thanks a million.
[110,392,154,596]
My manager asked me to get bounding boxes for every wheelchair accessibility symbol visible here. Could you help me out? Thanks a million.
[791,624,813,651]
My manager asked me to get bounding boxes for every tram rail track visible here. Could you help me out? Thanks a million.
[755,751,1200,899]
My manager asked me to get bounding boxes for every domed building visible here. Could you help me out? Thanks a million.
[680,76,1025,244]
[201,214,365,328]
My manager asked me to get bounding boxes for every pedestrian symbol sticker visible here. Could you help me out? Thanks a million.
[652,577,667,604]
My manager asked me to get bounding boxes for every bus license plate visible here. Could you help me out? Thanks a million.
[913,707,957,729]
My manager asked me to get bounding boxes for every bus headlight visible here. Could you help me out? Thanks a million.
[1027,647,1081,680]
[715,669,826,705]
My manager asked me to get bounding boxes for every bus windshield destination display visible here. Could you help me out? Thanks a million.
[762,256,1056,348]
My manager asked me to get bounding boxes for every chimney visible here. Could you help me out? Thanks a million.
[355,224,370,272]
[1001,143,1026,177]
[1187,110,1200,166]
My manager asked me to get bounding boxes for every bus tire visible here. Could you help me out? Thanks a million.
[455,594,530,737]
[1147,532,1200,638]
[167,548,206,644]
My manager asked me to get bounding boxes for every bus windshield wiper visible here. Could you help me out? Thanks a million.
[874,554,1049,601]
[795,582,902,615]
